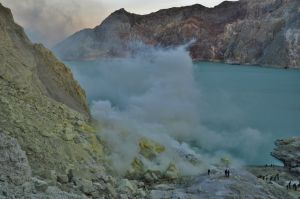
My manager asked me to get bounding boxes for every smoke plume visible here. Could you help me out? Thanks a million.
[68,43,266,175]
[1,0,106,47]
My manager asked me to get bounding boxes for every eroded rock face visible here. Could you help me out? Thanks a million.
[0,3,105,182]
[54,0,300,68]
[0,133,31,185]
[0,3,89,116]
[271,137,300,168]
[0,133,101,199]
[0,4,138,198]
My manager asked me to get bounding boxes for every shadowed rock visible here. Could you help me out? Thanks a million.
[54,0,300,68]
[271,137,300,169]
[0,3,89,116]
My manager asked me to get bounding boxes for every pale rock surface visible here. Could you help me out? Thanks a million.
[0,133,31,186]
[149,168,293,199]
[271,137,300,168]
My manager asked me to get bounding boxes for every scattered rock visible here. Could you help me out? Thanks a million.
[153,184,173,190]
[144,170,160,183]
[79,179,94,195]
[62,125,77,141]
[45,186,89,199]
[57,175,69,184]
[118,179,135,193]
[120,194,129,199]
[93,182,106,191]
[150,190,171,199]
[137,188,147,198]
[106,183,118,198]
[32,178,48,192]
[0,133,31,185]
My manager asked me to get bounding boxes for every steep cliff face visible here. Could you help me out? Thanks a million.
[0,3,104,181]
[54,0,300,68]
[271,137,300,169]
[0,4,89,116]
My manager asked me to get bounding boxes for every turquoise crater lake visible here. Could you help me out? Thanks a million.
[193,62,300,164]
[66,60,300,165]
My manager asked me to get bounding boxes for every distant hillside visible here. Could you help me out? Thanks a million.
[54,0,300,68]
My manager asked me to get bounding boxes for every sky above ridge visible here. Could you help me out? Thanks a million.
[1,0,237,47]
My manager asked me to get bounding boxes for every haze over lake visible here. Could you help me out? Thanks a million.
[66,58,300,165]
[194,62,300,164]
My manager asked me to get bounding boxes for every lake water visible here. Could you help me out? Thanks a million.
[193,62,300,164]
[66,60,300,165]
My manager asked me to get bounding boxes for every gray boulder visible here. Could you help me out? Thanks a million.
[0,133,31,185]
[271,137,300,168]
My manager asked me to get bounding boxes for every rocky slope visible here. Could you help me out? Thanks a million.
[0,3,108,197]
[149,168,294,199]
[247,165,300,199]
[0,3,89,116]
[271,137,300,170]
[54,0,300,68]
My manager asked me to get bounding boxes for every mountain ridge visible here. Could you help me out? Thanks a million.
[54,0,300,68]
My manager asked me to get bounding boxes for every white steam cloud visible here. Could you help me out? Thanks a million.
[1,0,105,47]
[69,44,266,175]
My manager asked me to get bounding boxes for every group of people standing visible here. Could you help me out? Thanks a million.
[224,169,230,177]
[207,169,230,177]
[286,180,300,191]
[258,173,280,181]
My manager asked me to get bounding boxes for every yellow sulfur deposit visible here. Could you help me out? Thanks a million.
[139,138,166,160]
